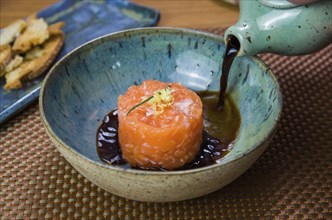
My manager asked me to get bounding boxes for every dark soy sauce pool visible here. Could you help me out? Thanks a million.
[96,92,241,170]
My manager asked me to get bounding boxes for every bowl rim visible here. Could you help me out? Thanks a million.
[39,27,282,175]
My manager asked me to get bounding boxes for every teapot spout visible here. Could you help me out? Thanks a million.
[224,26,264,57]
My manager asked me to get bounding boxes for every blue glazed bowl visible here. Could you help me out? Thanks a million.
[40,27,282,202]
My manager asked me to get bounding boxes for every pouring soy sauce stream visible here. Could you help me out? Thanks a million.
[217,35,240,109]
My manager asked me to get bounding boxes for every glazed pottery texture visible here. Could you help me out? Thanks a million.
[40,28,282,202]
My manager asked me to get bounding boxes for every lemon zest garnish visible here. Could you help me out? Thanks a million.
[126,85,174,116]
[149,85,174,116]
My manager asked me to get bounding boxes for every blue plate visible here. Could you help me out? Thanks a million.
[0,0,159,124]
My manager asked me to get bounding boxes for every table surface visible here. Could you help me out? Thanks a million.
[0,0,239,28]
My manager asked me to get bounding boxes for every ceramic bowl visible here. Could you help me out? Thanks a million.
[40,27,282,202]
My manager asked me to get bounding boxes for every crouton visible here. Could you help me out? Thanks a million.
[4,55,24,73]
[0,45,12,76]
[48,22,65,36]
[12,15,49,53]
[0,19,27,49]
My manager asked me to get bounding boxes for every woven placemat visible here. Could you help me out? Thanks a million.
[1,28,331,219]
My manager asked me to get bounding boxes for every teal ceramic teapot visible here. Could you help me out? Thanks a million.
[224,0,332,56]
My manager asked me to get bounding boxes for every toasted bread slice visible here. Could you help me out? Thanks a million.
[12,15,49,53]
[4,34,64,90]
[0,45,12,76]
[0,19,27,50]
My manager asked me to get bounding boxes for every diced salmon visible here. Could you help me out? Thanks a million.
[118,80,203,170]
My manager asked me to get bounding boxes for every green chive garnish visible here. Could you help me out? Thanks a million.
[126,96,154,116]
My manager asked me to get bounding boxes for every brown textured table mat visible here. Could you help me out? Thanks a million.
[1,27,331,219]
